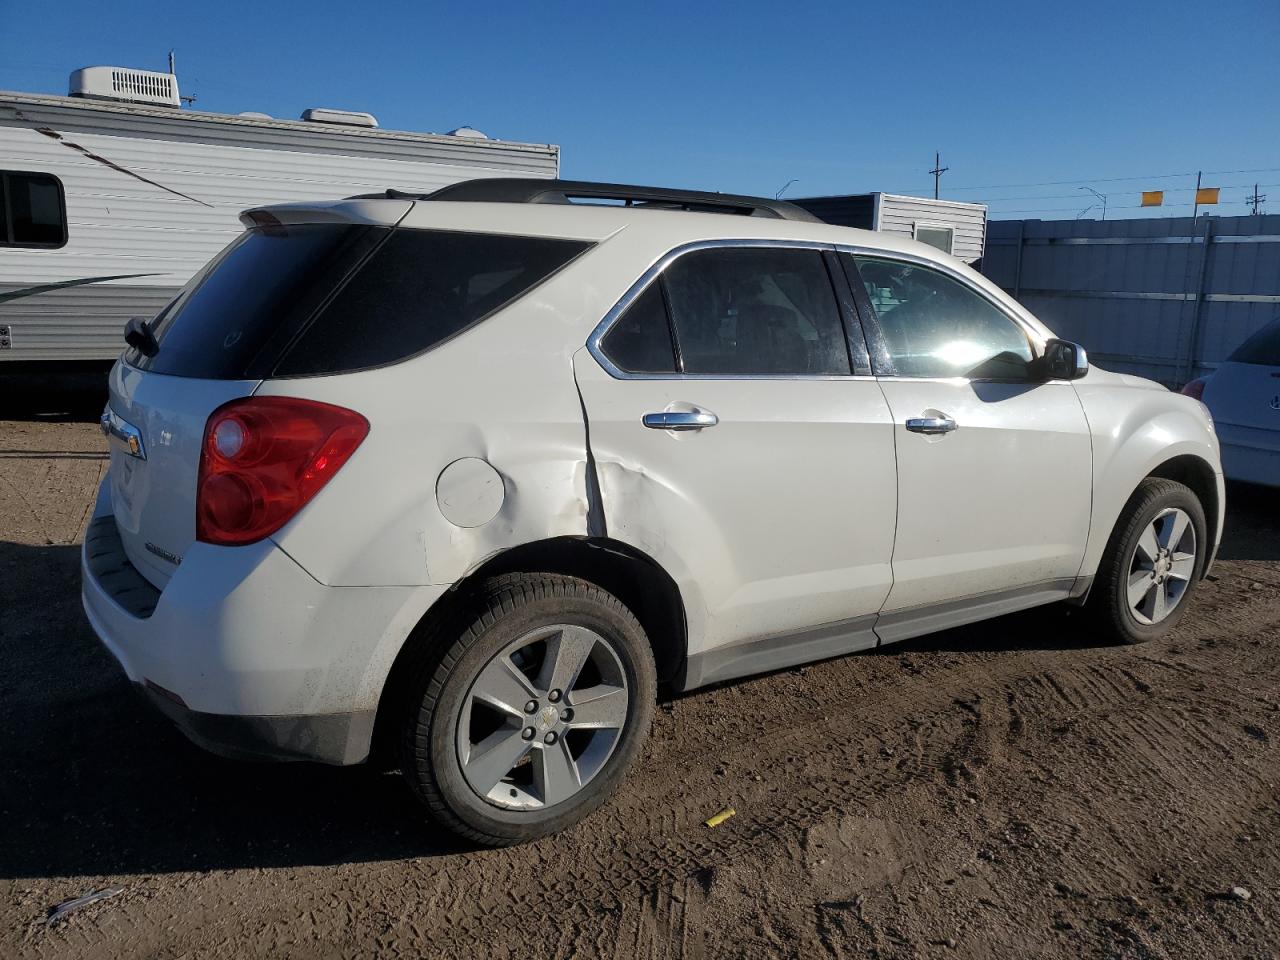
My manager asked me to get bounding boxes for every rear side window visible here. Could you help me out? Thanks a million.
[1,171,67,248]
[662,247,850,376]
[129,225,588,379]
[599,283,677,373]
[1228,319,1280,366]
[276,230,588,375]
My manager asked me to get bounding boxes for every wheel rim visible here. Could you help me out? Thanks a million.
[1127,507,1197,625]
[456,624,629,810]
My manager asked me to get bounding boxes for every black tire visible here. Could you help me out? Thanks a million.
[398,573,656,846]
[1089,477,1207,644]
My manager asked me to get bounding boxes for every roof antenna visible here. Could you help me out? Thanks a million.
[168,49,197,106]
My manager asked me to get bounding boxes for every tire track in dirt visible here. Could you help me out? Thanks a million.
[377,623,1280,957]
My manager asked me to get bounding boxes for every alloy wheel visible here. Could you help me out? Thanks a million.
[456,624,629,810]
[1127,507,1197,625]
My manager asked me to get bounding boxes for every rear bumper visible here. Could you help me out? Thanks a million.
[137,681,374,764]
[81,477,447,765]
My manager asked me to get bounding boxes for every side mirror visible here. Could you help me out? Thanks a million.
[1034,339,1089,381]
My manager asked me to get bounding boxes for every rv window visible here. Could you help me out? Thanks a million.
[1,172,67,248]
[913,224,954,255]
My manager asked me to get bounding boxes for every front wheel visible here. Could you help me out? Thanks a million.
[399,573,656,846]
[1089,477,1207,644]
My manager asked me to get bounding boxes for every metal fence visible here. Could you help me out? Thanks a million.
[981,214,1280,386]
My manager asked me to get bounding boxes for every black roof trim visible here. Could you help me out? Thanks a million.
[349,178,823,222]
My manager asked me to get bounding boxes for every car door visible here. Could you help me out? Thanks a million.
[1203,320,1280,485]
[839,252,1093,641]
[573,241,898,688]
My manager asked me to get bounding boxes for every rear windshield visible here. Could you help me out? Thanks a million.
[1228,319,1280,366]
[127,224,590,379]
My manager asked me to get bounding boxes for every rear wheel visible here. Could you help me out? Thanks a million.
[1090,478,1207,644]
[399,573,656,846]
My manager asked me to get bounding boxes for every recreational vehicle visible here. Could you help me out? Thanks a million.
[792,192,988,264]
[0,66,559,369]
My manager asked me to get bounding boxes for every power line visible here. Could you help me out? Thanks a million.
[889,166,1280,195]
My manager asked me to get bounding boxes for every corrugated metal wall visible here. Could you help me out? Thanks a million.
[790,194,876,230]
[982,214,1280,385]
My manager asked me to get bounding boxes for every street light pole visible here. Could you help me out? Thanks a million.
[1079,186,1107,220]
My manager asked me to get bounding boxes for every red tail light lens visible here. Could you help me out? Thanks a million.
[1180,377,1207,401]
[197,397,369,545]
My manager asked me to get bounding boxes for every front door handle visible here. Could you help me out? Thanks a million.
[642,410,718,431]
[905,416,957,435]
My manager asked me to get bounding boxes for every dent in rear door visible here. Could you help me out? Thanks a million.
[572,350,898,687]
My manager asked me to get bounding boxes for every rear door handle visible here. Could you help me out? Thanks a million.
[642,410,718,431]
[905,416,957,435]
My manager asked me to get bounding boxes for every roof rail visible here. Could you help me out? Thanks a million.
[349,178,822,222]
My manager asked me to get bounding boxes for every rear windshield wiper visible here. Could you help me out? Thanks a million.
[124,317,160,358]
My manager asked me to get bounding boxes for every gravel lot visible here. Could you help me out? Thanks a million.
[2,402,1278,959]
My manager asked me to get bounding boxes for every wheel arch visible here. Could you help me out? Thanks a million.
[369,536,687,765]
[1145,453,1220,576]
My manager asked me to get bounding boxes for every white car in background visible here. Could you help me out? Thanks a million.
[1183,318,1280,486]
[82,179,1224,845]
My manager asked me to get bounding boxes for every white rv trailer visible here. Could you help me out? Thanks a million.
[0,67,559,366]
[792,192,988,263]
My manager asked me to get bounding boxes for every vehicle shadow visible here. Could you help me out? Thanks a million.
[0,375,108,424]
[1217,481,1280,562]
[0,540,469,881]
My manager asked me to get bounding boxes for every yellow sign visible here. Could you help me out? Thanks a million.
[1196,187,1220,204]
[1141,191,1164,207]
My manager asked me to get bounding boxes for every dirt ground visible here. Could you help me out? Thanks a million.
[2,401,1278,960]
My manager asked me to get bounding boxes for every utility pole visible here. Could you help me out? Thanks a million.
[168,49,175,75]
[1246,183,1266,215]
[1190,170,1202,222]
[929,151,949,200]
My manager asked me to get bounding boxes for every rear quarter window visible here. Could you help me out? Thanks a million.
[275,229,589,375]
[1228,320,1280,366]
[128,225,589,379]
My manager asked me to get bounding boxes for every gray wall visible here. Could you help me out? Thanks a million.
[982,214,1280,385]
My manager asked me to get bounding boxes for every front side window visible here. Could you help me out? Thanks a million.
[850,255,1032,379]
[662,246,850,376]
[1,171,67,248]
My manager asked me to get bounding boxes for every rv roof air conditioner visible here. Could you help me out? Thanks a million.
[69,67,181,108]
[301,108,378,128]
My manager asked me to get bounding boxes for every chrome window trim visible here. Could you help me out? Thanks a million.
[587,238,876,382]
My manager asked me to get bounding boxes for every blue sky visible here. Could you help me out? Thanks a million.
[3,0,1277,220]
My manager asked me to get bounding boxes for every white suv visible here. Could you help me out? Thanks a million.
[82,179,1224,844]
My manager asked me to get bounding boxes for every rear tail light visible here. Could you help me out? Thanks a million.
[196,397,369,545]
[1180,377,1207,401]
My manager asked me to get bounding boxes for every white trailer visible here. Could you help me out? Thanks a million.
[0,66,559,366]
[792,192,988,263]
